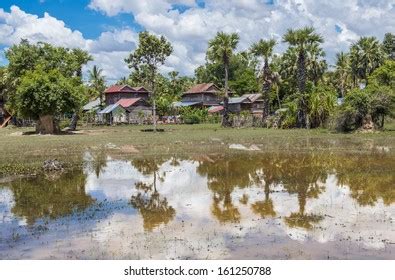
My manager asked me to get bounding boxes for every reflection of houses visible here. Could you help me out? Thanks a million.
[209,93,263,115]
[173,83,221,108]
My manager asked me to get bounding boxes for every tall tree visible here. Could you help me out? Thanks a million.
[382,33,395,60]
[88,65,106,108]
[283,27,324,128]
[5,40,91,133]
[350,36,385,85]
[207,32,240,127]
[334,52,352,97]
[251,39,276,122]
[125,31,173,131]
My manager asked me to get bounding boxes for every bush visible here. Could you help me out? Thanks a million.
[180,107,208,124]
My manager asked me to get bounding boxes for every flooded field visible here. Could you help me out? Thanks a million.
[0,144,394,259]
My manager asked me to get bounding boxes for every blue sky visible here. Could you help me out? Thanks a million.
[0,0,393,81]
[0,0,143,39]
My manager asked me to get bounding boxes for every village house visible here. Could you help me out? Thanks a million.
[173,83,222,108]
[105,85,151,105]
[97,85,153,125]
[209,93,264,115]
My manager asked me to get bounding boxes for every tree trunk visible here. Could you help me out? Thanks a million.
[69,113,79,131]
[222,62,231,127]
[262,59,271,125]
[296,51,307,128]
[36,115,59,134]
[151,75,157,132]
[381,114,385,129]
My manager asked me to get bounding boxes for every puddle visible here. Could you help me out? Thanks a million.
[0,150,394,259]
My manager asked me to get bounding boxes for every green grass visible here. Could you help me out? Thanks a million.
[0,123,394,176]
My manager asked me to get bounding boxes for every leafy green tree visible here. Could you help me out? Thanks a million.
[88,65,106,108]
[251,39,277,121]
[350,37,385,85]
[125,31,173,131]
[9,68,83,134]
[5,40,91,132]
[382,33,395,60]
[368,60,395,87]
[283,27,324,128]
[207,32,240,127]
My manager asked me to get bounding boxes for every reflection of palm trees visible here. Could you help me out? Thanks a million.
[130,182,175,231]
[197,155,255,224]
[335,154,395,206]
[212,191,240,223]
[92,149,108,178]
[251,172,276,219]
[130,158,175,231]
[10,171,93,225]
[284,183,324,230]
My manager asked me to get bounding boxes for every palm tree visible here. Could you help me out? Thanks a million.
[88,65,106,108]
[334,52,351,97]
[207,32,240,127]
[306,43,327,85]
[350,37,385,85]
[251,39,277,122]
[283,27,324,128]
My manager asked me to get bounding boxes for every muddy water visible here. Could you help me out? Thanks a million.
[0,149,394,259]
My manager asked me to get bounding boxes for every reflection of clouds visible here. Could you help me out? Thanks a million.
[1,156,394,259]
[84,157,147,200]
[84,157,394,252]
[0,188,15,223]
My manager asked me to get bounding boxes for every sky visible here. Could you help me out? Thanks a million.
[0,0,394,83]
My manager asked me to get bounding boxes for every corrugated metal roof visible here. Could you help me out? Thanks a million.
[228,97,249,104]
[172,101,202,107]
[99,103,124,114]
[117,98,141,108]
[208,106,224,113]
[83,98,100,111]
[242,93,262,103]
[185,83,218,94]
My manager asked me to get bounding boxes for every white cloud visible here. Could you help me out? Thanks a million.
[1,1,394,82]
[0,6,87,48]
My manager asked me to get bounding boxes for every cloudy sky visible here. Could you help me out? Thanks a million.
[0,0,394,83]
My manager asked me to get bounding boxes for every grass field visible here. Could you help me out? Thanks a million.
[1,123,394,176]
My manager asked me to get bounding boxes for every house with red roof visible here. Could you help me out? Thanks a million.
[105,85,151,106]
[173,83,222,108]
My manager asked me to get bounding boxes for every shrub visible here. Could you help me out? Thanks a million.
[180,107,208,124]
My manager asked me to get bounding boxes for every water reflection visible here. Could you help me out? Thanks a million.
[130,158,176,231]
[0,149,394,259]
[9,171,94,225]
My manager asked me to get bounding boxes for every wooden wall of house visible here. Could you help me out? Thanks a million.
[182,93,220,104]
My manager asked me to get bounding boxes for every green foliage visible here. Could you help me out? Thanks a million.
[334,83,394,131]
[88,65,106,107]
[382,33,395,60]
[6,40,91,82]
[207,32,240,65]
[125,31,173,88]
[196,52,258,95]
[368,60,395,87]
[4,40,91,118]
[350,37,385,83]
[10,68,83,119]
[308,85,337,128]
[179,107,208,124]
